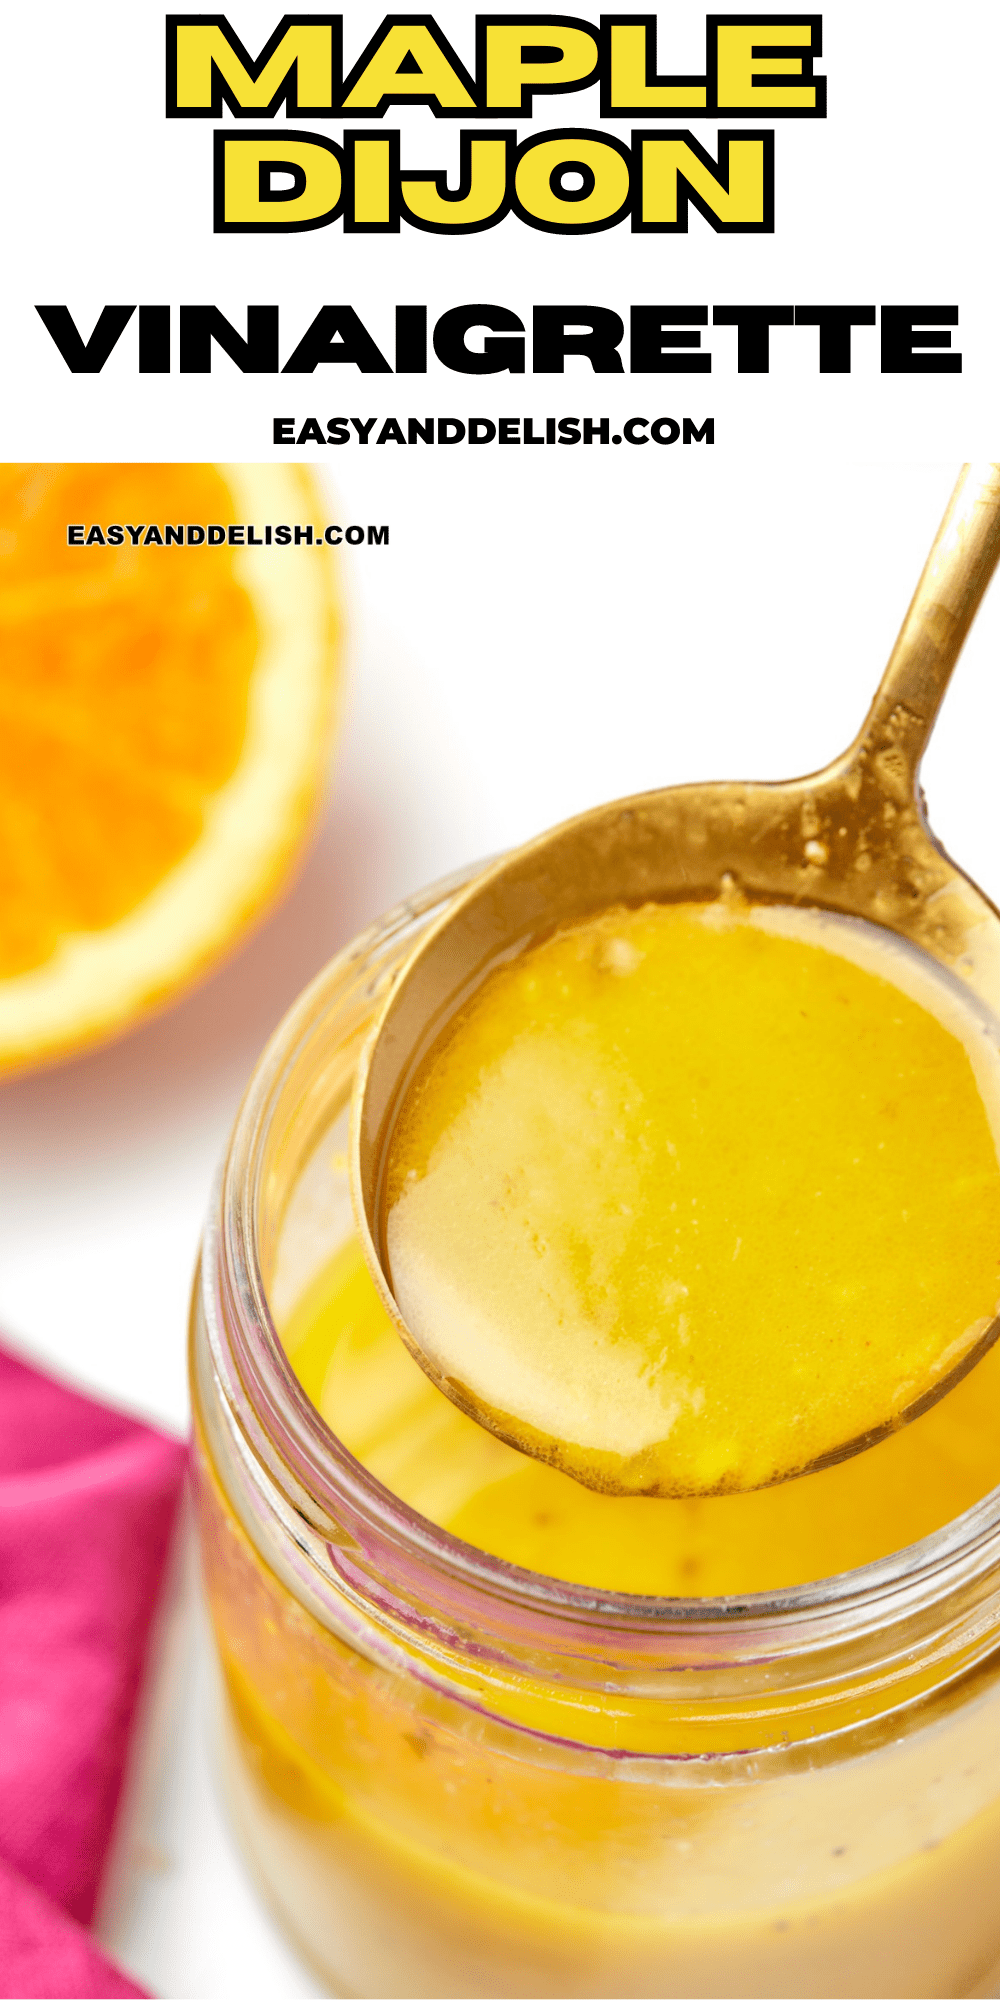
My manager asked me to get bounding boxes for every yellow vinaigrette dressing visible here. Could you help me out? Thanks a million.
[284,900,1000,1592]
[191,875,1000,1998]
[196,472,1000,1997]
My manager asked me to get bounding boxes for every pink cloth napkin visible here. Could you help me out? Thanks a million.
[0,1340,187,1998]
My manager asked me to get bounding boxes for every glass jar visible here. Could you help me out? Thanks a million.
[191,872,1000,2000]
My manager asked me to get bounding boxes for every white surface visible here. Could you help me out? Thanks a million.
[4,1,1000,463]
[6,459,1000,1994]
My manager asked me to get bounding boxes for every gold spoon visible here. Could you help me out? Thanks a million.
[351,463,1000,1495]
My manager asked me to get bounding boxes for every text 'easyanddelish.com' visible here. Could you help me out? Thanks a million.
[66,522,388,547]
[274,415,714,445]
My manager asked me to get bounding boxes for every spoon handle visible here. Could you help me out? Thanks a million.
[846,462,1000,796]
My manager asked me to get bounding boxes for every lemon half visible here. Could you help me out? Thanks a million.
[0,462,342,1071]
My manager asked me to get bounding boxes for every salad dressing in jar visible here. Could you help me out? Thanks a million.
[192,873,1000,1999]
[193,467,1000,1996]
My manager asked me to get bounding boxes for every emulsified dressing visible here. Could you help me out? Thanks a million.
[379,899,1000,1497]
[193,893,1000,1998]
[282,899,1000,1590]
[284,1227,1000,1595]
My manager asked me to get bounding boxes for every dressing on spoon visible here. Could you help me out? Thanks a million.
[353,463,1000,1495]
[383,897,1000,1497]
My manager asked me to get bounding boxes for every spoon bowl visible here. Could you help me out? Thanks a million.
[352,463,1000,1495]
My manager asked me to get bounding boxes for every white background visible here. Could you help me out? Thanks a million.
[4,0,1000,459]
[3,4,1000,1994]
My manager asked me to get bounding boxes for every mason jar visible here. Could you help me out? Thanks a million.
[190,871,1000,1999]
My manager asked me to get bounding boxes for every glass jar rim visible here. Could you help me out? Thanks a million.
[201,866,1000,1680]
